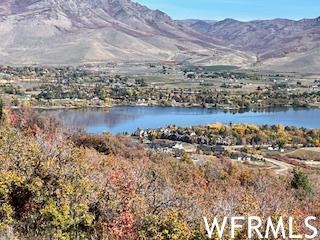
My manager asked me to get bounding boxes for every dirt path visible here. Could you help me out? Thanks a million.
[263,157,291,174]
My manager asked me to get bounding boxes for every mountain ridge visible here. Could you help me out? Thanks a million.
[0,0,319,71]
[0,0,257,66]
[178,16,320,71]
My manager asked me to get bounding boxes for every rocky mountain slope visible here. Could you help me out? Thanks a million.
[0,0,319,71]
[180,17,320,71]
[0,0,254,66]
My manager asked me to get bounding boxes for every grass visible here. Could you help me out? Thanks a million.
[182,65,239,72]
[202,65,239,72]
[140,71,273,92]
[285,148,320,161]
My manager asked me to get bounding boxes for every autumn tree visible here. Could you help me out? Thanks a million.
[0,107,319,239]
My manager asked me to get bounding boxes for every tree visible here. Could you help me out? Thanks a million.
[181,151,193,164]
[275,138,287,149]
[0,97,3,120]
[139,209,190,239]
[291,167,312,195]
[135,79,147,87]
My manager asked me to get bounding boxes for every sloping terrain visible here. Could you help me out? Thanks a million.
[0,0,319,71]
[0,0,255,66]
[181,17,320,71]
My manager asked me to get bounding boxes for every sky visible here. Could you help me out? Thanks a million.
[134,0,320,21]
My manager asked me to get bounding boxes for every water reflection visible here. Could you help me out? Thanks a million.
[45,107,137,128]
[42,106,320,134]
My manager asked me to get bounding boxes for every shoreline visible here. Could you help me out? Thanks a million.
[9,102,318,111]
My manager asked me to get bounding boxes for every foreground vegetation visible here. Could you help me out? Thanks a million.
[0,101,319,239]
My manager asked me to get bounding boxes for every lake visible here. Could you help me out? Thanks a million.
[44,106,320,134]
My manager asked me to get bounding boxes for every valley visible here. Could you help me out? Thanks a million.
[1,64,320,110]
[0,0,320,239]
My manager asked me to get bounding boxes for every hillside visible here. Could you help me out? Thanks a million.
[0,0,320,71]
[181,17,320,72]
[0,104,319,239]
[0,0,254,66]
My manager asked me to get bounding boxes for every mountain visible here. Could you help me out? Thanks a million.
[0,0,254,66]
[181,17,320,72]
[176,19,217,28]
[0,0,319,71]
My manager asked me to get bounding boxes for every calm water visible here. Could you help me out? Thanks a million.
[45,106,320,134]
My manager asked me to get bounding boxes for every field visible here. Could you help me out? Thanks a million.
[182,65,239,72]
[285,148,320,161]
[1,63,320,110]
[139,66,318,94]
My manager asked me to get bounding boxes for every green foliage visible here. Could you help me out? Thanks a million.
[0,125,97,239]
[223,150,231,157]
[182,65,238,72]
[181,151,194,164]
[291,167,312,195]
[275,138,287,149]
[0,107,318,239]
[1,65,320,110]
[135,79,148,86]
[190,224,210,240]
[143,123,320,148]
[0,84,23,95]
[139,210,190,240]
[73,133,113,154]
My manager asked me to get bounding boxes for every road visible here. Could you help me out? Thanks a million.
[193,152,292,174]
[263,157,290,174]
[193,155,208,166]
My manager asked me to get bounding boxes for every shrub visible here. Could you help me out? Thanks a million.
[73,134,112,155]
[291,167,312,195]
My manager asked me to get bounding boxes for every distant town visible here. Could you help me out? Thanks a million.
[1,64,319,110]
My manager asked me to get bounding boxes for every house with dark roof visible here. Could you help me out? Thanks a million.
[231,152,251,161]
[198,145,225,155]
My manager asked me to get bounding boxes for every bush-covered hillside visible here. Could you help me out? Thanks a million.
[0,105,319,239]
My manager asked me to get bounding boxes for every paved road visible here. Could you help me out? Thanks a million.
[263,157,290,174]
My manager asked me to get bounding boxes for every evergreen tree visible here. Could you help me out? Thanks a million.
[291,167,312,195]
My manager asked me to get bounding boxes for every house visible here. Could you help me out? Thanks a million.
[216,136,233,146]
[171,142,183,150]
[190,132,197,137]
[21,95,31,101]
[142,139,152,145]
[198,145,212,155]
[148,141,184,153]
[198,145,225,155]
[185,72,197,79]
[231,152,252,161]
[212,145,225,154]
[149,143,171,153]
